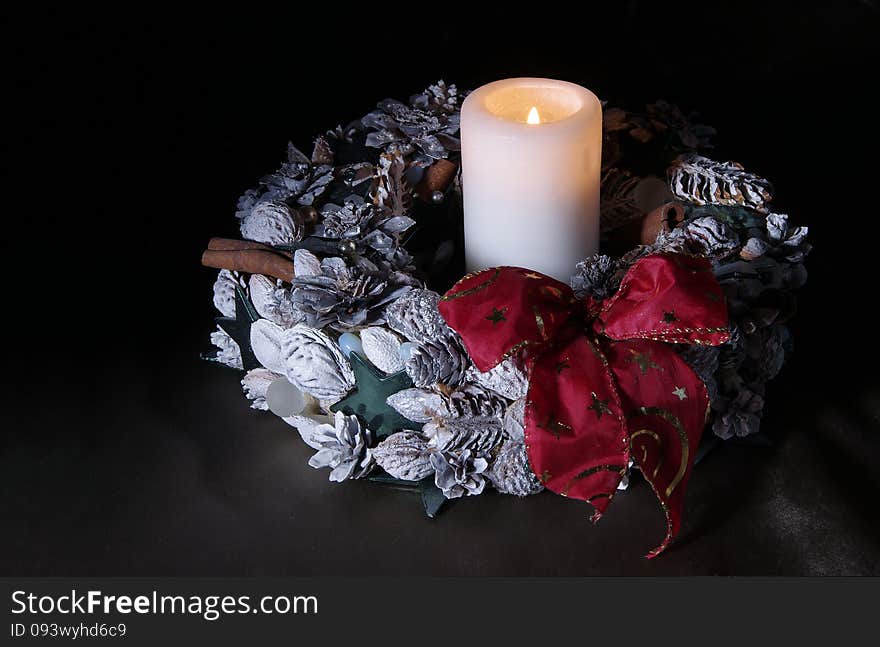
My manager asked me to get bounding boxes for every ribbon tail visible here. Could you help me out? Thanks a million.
[604,339,709,558]
[524,333,629,517]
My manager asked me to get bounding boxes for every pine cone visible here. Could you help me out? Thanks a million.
[386,289,473,387]
[209,327,243,369]
[668,154,773,213]
[712,383,765,440]
[410,80,462,114]
[308,411,375,481]
[405,336,470,388]
[765,212,811,263]
[259,143,334,207]
[240,368,279,411]
[445,384,506,419]
[426,417,504,499]
[289,254,414,331]
[385,289,450,343]
[571,254,618,300]
[362,82,461,164]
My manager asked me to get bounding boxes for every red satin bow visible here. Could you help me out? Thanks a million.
[439,253,730,557]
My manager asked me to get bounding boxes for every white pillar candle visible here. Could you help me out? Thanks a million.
[460,78,602,280]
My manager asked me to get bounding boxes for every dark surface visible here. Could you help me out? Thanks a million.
[3,4,879,575]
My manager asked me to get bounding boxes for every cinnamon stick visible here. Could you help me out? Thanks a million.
[207,237,292,258]
[415,159,458,202]
[208,237,272,252]
[201,248,294,283]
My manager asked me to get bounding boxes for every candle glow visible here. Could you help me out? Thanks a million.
[527,106,541,125]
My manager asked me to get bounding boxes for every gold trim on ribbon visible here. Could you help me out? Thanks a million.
[439,268,502,301]
[560,464,626,497]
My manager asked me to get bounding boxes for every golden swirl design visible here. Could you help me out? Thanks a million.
[629,429,662,478]
[628,407,688,498]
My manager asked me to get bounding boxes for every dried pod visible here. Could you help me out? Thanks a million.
[360,327,405,374]
[240,200,304,245]
[640,201,687,245]
[293,248,322,277]
[372,431,433,481]
[466,358,528,401]
[250,319,288,374]
[281,325,356,400]
[248,274,300,328]
[668,154,773,212]
[487,440,543,497]
[386,388,450,423]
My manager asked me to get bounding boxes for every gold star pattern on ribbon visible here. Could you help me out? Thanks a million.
[626,349,662,375]
[672,386,688,401]
[486,307,507,325]
[587,391,613,420]
[523,272,544,280]
[538,412,571,440]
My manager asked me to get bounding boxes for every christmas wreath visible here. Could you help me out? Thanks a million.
[201,81,810,556]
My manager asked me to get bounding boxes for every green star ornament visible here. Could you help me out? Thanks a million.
[330,352,417,439]
[215,284,261,371]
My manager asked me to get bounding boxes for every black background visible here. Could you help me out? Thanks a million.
[3,3,879,575]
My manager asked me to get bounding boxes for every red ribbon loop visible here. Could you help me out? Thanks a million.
[439,253,730,557]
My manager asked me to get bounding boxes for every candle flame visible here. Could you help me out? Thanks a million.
[527,106,541,125]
